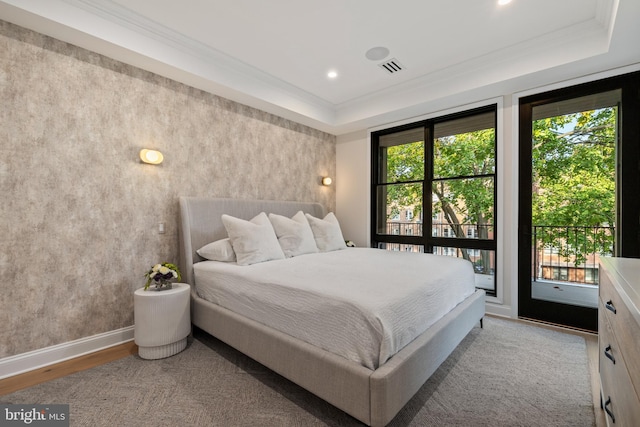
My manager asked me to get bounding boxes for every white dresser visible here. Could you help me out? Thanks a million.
[598,257,640,426]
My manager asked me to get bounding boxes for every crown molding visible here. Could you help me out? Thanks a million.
[0,0,630,135]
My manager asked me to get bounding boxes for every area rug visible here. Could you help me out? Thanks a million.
[2,317,595,426]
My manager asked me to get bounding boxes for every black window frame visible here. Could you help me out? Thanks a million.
[371,104,498,296]
[517,70,640,331]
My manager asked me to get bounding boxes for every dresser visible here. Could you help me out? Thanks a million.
[598,257,640,426]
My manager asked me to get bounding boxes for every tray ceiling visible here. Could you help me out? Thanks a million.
[2,0,638,134]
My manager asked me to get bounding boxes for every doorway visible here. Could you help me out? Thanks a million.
[518,71,640,331]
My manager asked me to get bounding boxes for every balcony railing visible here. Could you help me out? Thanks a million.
[384,221,495,263]
[532,225,615,286]
[383,222,614,287]
[385,221,494,238]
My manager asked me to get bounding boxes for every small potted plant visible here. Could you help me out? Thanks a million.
[144,262,181,291]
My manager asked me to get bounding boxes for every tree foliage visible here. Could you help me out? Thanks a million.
[385,141,423,219]
[432,129,495,269]
[384,129,495,268]
[432,129,495,239]
[382,106,616,270]
[532,108,616,265]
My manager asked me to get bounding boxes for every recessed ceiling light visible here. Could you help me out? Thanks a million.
[365,46,390,61]
[327,70,338,79]
[498,0,512,5]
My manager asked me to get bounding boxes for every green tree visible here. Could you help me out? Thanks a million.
[383,129,495,269]
[381,106,615,271]
[385,141,424,220]
[532,108,616,265]
[432,129,495,268]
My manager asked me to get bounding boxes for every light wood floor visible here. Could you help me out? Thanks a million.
[585,335,607,427]
[0,341,137,396]
[0,319,607,426]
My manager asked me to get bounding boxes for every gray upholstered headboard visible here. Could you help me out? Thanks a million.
[178,197,326,287]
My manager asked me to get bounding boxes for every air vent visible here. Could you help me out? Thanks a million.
[379,58,405,74]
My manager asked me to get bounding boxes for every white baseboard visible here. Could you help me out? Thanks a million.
[0,326,134,380]
[485,301,515,318]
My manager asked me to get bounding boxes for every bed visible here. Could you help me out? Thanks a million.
[178,196,485,426]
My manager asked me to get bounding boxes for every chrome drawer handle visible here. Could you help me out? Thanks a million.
[605,300,617,314]
[604,397,615,423]
[604,345,616,364]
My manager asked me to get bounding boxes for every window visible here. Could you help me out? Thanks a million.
[372,105,498,295]
[585,268,599,284]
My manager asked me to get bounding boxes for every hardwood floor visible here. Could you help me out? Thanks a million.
[585,335,607,427]
[0,320,607,426]
[0,341,137,396]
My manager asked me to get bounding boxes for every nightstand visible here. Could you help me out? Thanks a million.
[134,283,191,359]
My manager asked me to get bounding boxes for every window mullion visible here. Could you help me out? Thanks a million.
[424,124,433,252]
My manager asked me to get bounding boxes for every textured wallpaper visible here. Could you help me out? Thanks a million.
[0,20,336,358]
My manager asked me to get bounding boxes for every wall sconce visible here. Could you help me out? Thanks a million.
[140,149,163,165]
[322,177,332,186]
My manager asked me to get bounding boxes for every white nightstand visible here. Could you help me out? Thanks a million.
[134,283,191,359]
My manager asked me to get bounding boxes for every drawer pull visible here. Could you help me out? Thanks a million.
[604,345,616,364]
[605,300,616,314]
[603,397,615,423]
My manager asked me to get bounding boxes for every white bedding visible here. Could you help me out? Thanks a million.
[193,248,475,370]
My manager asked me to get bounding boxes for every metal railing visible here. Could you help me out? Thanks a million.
[383,220,495,267]
[382,221,497,295]
[385,221,422,236]
[532,225,615,285]
[382,222,614,287]
[385,221,494,238]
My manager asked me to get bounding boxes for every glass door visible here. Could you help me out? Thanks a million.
[518,71,640,331]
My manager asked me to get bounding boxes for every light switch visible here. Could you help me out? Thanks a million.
[158,222,165,234]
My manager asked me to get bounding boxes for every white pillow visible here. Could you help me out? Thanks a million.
[221,212,285,266]
[197,238,236,262]
[268,211,318,257]
[305,212,347,252]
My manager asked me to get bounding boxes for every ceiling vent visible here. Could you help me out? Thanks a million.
[379,58,405,74]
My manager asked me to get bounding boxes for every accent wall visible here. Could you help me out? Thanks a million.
[0,20,335,359]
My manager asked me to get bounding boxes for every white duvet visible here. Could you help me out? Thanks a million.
[194,248,475,370]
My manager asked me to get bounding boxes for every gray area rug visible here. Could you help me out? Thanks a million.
[3,317,595,426]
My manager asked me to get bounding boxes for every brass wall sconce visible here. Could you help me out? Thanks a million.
[140,149,163,165]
